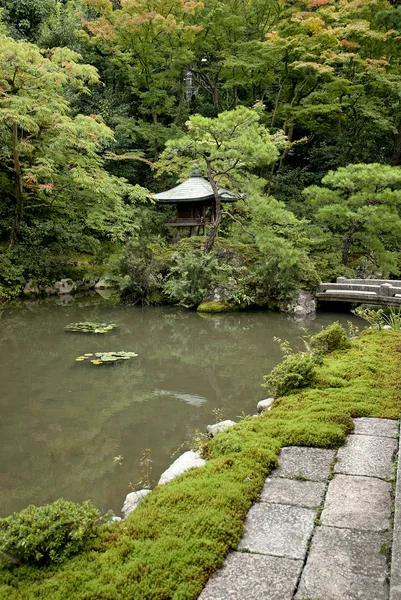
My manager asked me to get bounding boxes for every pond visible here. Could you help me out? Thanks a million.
[0,298,362,517]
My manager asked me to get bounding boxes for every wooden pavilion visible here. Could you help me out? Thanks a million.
[153,167,238,236]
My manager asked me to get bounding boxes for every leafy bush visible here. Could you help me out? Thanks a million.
[165,251,231,308]
[0,499,101,566]
[263,352,317,397]
[353,306,401,331]
[113,240,171,303]
[310,322,351,354]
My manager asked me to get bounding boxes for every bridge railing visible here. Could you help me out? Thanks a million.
[317,278,401,304]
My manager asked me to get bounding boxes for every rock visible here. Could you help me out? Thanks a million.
[282,290,316,317]
[383,325,392,330]
[121,489,152,519]
[23,280,40,296]
[206,420,236,437]
[257,398,274,413]
[54,278,76,295]
[158,450,206,485]
[95,278,114,289]
[197,285,233,313]
[44,285,57,296]
[108,516,122,525]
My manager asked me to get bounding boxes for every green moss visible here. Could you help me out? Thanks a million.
[1,330,400,599]
[197,300,236,313]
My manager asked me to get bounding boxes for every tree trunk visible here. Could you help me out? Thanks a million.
[204,163,221,253]
[392,121,401,165]
[9,121,24,248]
[342,223,358,266]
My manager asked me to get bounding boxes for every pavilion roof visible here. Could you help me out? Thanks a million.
[153,172,238,204]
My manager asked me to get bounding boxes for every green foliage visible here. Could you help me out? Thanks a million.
[263,352,317,397]
[111,240,171,303]
[353,306,401,331]
[165,251,230,308]
[0,499,101,566]
[304,164,401,273]
[310,322,352,355]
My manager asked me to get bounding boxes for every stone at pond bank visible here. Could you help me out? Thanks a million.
[282,290,316,317]
[122,489,152,519]
[257,398,274,413]
[23,280,40,296]
[206,420,236,437]
[95,278,115,289]
[197,285,236,313]
[158,451,206,485]
[55,278,76,295]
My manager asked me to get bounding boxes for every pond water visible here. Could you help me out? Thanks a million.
[0,298,362,517]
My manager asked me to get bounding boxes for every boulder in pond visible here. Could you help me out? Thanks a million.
[282,290,316,317]
[55,279,76,295]
[158,451,206,485]
[121,489,152,519]
[206,420,236,437]
[23,280,40,296]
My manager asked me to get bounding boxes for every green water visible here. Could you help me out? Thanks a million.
[0,299,362,517]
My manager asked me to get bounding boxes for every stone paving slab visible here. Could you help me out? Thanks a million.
[354,417,398,439]
[260,478,326,509]
[390,423,401,600]
[271,446,335,482]
[295,526,390,600]
[335,434,397,479]
[198,552,303,600]
[321,474,392,532]
[238,502,316,560]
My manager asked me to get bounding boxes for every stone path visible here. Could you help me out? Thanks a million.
[199,418,399,600]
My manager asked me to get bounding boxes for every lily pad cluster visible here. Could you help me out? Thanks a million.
[65,322,118,334]
[76,352,138,365]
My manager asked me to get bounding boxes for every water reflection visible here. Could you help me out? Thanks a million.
[0,301,362,517]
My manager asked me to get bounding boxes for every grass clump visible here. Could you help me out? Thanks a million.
[0,330,400,599]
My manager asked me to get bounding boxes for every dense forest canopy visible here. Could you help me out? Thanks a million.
[1,0,401,305]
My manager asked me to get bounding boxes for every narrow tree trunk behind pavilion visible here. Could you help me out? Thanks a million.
[9,121,25,248]
[204,163,221,253]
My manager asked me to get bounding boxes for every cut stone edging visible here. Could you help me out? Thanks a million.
[390,421,401,600]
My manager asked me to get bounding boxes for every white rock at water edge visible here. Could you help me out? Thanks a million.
[121,489,152,519]
[55,278,76,295]
[383,325,392,330]
[158,451,206,485]
[282,290,316,317]
[206,420,236,437]
[257,398,274,413]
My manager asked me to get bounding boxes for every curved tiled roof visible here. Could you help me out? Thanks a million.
[153,173,238,203]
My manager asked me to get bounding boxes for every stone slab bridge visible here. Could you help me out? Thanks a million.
[317,277,401,305]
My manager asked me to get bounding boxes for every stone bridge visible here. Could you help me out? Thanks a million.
[316,277,401,305]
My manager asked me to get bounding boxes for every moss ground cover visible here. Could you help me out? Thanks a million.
[1,330,400,599]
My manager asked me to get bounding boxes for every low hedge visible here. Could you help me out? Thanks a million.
[1,330,400,599]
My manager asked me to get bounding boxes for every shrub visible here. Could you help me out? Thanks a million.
[0,499,101,566]
[164,251,231,308]
[310,322,351,354]
[263,352,317,397]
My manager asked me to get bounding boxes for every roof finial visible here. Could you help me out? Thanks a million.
[190,162,202,178]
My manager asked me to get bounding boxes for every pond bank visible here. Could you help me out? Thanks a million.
[1,329,400,599]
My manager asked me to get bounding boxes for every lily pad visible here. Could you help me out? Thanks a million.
[75,351,138,366]
[65,322,118,334]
